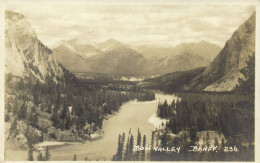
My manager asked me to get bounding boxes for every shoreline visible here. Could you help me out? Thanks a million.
[34,100,137,150]
[5,93,178,161]
[37,95,173,150]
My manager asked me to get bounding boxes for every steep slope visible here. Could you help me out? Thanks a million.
[5,11,80,151]
[157,41,221,74]
[5,11,64,82]
[191,12,255,92]
[140,12,255,93]
[58,38,102,59]
[52,38,124,73]
[172,41,222,61]
[156,51,210,75]
[52,37,104,72]
[85,45,152,75]
[52,44,91,72]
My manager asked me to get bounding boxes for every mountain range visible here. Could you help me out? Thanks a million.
[4,10,255,161]
[53,37,221,75]
[5,10,255,93]
[141,12,255,92]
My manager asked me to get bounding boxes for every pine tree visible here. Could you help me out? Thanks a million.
[150,131,156,161]
[46,103,52,114]
[28,107,38,128]
[54,93,61,113]
[61,105,70,130]
[114,134,123,161]
[214,137,219,147]
[33,81,40,106]
[124,137,130,161]
[129,134,134,161]
[171,100,176,109]
[121,132,125,158]
[206,131,210,147]
[151,131,155,149]
[161,130,168,147]
[44,146,51,161]
[73,154,77,161]
[28,145,34,161]
[37,152,44,161]
[51,112,59,128]
[10,116,18,134]
[65,114,72,130]
[190,126,198,145]
[142,135,146,161]
[18,103,27,120]
[136,128,142,160]
[168,115,178,134]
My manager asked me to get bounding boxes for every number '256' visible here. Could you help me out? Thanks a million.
[224,146,239,152]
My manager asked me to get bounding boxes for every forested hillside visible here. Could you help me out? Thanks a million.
[4,11,155,157]
[113,89,254,161]
[139,67,205,93]
[4,7,255,162]
[112,12,255,161]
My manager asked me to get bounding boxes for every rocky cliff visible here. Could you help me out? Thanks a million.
[140,12,255,93]
[191,12,255,92]
[5,11,64,83]
[4,11,81,150]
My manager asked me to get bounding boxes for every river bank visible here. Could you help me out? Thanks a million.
[5,93,179,161]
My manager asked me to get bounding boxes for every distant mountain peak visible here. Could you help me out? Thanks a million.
[198,40,209,43]
[96,38,124,51]
[67,37,96,46]
[103,38,121,44]
[5,10,26,19]
[102,45,144,58]
[53,35,221,76]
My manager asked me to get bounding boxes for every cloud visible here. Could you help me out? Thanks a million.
[6,2,255,48]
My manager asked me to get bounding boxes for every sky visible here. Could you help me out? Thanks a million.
[6,1,255,48]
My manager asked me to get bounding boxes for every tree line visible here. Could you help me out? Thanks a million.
[112,128,147,161]
[28,146,51,161]
[155,93,254,161]
[5,72,155,161]
[6,74,155,137]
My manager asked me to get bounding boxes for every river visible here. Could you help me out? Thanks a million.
[5,93,179,161]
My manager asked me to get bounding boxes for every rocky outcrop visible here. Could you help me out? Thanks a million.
[140,12,255,93]
[190,12,255,92]
[6,120,42,150]
[5,11,64,83]
[4,11,82,150]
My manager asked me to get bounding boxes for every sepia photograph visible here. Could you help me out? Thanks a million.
[1,0,259,161]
